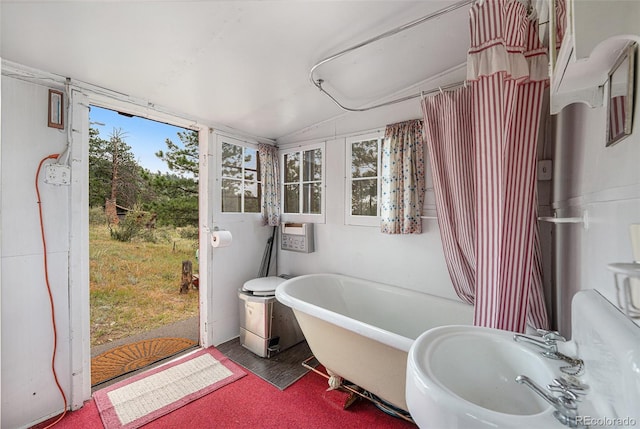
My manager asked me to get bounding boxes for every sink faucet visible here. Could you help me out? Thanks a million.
[515,375,585,428]
[513,330,584,375]
[513,330,565,358]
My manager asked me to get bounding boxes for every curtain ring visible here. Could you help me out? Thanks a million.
[438,86,444,95]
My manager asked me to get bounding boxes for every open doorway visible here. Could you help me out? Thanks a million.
[88,105,200,387]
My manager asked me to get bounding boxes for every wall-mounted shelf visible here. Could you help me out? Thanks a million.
[550,0,640,114]
[538,210,589,229]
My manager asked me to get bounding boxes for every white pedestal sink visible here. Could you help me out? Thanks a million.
[406,326,561,428]
[406,290,640,428]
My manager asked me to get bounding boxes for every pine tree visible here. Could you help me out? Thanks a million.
[155,130,199,178]
[89,127,145,223]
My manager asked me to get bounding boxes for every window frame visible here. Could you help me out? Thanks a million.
[345,132,383,226]
[218,137,262,215]
[280,142,326,223]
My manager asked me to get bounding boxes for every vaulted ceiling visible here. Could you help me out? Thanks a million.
[1,1,472,140]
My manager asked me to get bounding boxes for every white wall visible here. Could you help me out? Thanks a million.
[209,217,274,344]
[553,87,640,335]
[209,133,275,345]
[1,76,72,428]
[0,52,3,425]
[549,1,640,336]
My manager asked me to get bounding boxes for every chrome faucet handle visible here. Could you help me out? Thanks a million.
[561,375,589,393]
[548,378,588,406]
[548,385,579,401]
[549,377,589,397]
[536,329,567,343]
[557,394,579,410]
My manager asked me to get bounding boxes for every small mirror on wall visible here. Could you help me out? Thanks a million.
[606,42,636,147]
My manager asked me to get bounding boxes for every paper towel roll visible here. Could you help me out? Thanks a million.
[211,230,232,248]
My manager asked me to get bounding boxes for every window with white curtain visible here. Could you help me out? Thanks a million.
[281,143,324,221]
[220,140,261,213]
[346,133,382,226]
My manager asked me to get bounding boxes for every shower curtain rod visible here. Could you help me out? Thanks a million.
[309,0,475,113]
[315,78,467,112]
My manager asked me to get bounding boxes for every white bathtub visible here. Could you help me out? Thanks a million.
[275,273,474,412]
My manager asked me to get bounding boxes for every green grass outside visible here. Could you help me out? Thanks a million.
[90,224,200,346]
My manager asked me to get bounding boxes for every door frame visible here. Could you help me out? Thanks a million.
[68,89,214,407]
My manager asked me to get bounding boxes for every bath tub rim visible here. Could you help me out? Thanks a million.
[275,272,471,353]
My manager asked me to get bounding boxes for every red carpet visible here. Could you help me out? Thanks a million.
[33,353,415,428]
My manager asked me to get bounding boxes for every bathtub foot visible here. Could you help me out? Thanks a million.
[343,390,360,410]
[301,356,414,423]
[325,369,364,409]
[326,369,342,391]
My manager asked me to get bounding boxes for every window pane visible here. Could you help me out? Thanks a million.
[221,143,243,178]
[303,148,322,181]
[303,183,321,214]
[244,169,257,182]
[244,181,261,213]
[244,147,259,181]
[351,140,378,178]
[221,178,241,212]
[284,184,299,213]
[352,178,378,216]
[284,152,300,183]
[223,166,242,179]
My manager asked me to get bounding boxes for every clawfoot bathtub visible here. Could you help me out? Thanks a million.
[275,273,473,411]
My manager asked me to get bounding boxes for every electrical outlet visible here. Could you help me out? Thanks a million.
[537,160,552,181]
[45,164,71,186]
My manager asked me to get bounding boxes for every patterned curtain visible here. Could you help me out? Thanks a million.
[380,119,426,234]
[258,143,280,226]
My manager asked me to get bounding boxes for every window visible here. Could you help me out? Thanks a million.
[221,141,261,213]
[346,133,382,226]
[282,144,324,217]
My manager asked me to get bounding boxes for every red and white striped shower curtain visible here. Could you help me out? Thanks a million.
[422,87,476,305]
[609,96,627,140]
[423,0,549,332]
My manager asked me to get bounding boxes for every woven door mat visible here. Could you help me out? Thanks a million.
[91,337,197,386]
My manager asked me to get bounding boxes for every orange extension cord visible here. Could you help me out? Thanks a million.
[36,154,68,428]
